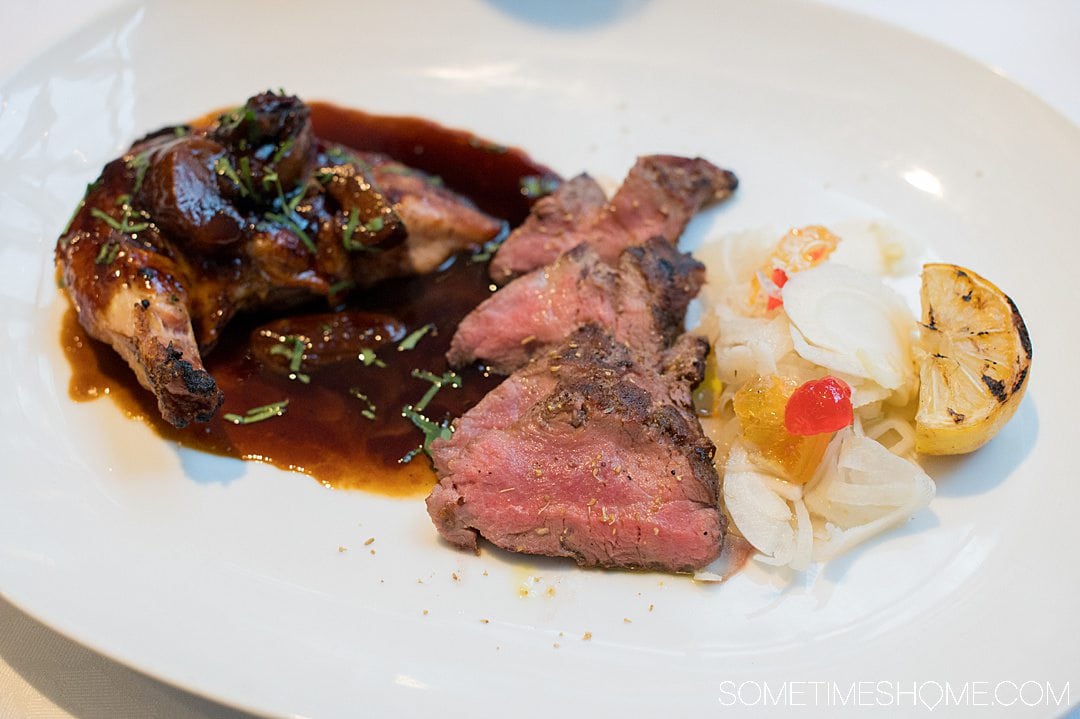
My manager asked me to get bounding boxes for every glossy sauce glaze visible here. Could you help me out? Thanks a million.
[62,102,555,496]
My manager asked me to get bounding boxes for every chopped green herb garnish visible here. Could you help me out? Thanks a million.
[173,125,188,137]
[217,106,256,137]
[349,388,377,421]
[214,156,250,197]
[470,223,510,263]
[286,187,306,214]
[397,323,435,352]
[90,207,122,231]
[223,399,289,425]
[342,207,361,250]
[358,347,387,368]
[328,278,355,295]
[378,164,443,186]
[378,164,419,177]
[269,335,310,384]
[94,240,120,265]
[520,174,560,200]
[264,211,316,253]
[90,206,148,235]
[341,208,382,253]
[398,370,463,462]
[411,369,462,412]
[399,409,452,463]
[469,137,508,154]
[262,169,282,197]
[326,146,351,163]
[271,137,294,164]
[239,156,254,196]
[126,151,151,194]
[261,168,307,215]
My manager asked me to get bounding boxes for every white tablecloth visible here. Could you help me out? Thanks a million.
[2,1,1077,717]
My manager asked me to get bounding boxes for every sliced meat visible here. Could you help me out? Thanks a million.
[427,325,723,573]
[484,173,607,283]
[448,237,704,374]
[490,155,737,282]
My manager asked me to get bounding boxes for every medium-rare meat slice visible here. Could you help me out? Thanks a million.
[489,155,737,282]
[447,237,704,374]
[427,325,724,572]
[484,173,607,282]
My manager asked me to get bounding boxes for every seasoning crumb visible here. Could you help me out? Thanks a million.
[422,610,429,616]
[451,572,460,581]
[364,537,375,546]
[623,618,632,624]
[553,643,561,649]
[479,618,490,624]
[482,571,489,577]
[338,546,347,553]
[545,586,556,598]
[582,632,593,641]
[369,549,376,555]
[648,604,654,612]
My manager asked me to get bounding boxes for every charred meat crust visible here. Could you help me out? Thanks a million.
[447,238,704,374]
[149,342,224,427]
[625,238,706,346]
[490,155,737,281]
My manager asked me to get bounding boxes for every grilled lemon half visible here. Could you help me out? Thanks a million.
[916,263,1032,455]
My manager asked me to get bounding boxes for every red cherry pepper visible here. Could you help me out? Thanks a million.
[765,268,789,311]
[784,376,854,436]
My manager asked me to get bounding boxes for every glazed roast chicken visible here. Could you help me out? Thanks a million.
[56,92,504,427]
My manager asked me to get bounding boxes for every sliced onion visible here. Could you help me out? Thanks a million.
[805,429,935,561]
[782,263,915,389]
[790,498,813,571]
[723,444,796,564]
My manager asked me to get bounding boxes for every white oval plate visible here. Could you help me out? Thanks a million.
[1,1,1077,716]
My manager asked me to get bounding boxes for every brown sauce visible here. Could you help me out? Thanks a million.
[61,103,554,497]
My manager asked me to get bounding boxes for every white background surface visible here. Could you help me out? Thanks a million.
[1,1,1077,717]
